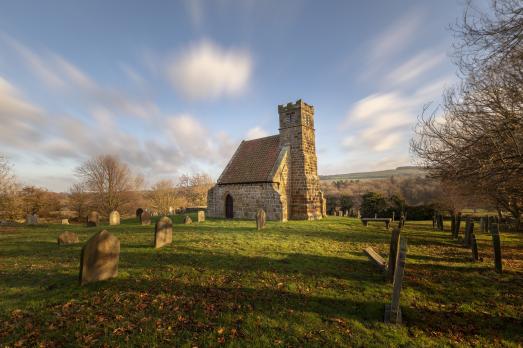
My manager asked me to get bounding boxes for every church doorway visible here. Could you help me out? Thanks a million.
[225,194,234,219]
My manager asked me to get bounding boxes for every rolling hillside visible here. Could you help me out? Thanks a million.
[319,166,427,182]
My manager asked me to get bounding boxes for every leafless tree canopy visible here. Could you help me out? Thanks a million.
[75,155,137,215]
[411,0,523,227]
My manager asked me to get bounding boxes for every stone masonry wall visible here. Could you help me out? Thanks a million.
[207,183,285,221]
[278,100,322,220]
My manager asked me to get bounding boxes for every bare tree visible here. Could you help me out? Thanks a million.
[149,179,184,214]
[177,173,213,207]
[69,183,90,219]
[0,154,19,219]
[411,0,523,228]
[76,155,137,215]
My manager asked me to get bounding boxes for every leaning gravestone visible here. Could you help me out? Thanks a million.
[385,237,407,324]
[140,211,151,225]
[87,211,100,227]
[109,210,120,225]
[183,215,192,224]
[387,228,401,283]
[154,217,173,249]
[197,210,205,222]
[79,230,120,285]
[490,223,502,273]
[256,208,266,230]
[58,231,79,245]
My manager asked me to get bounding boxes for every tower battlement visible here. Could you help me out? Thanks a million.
[277,99,314,113]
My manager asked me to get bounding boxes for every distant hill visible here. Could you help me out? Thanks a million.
[319,166,427,182]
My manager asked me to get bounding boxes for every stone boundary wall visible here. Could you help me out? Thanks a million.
[207,183,285,221]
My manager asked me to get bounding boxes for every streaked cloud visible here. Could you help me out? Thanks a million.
[166,40,252,100]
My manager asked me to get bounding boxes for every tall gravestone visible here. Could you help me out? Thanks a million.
[109,211,120,225]
[79,230,120,285]
[87,211,100,227]
[197,210,205,222]
[387,228,401,282]
[256,208,267,230]
[385,237,407,324]
[490,223,502,273]
[154,217,173,249]
[471,233,479,261]
[140,211,151,225]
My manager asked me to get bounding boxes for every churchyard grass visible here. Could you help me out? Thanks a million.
[1,216,522,347]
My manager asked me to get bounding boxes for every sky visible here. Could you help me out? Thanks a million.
[0,0,475,191]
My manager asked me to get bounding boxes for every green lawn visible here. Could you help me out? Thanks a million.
[1,216,522,347]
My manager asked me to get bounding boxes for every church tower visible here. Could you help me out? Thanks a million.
[278,99,322,220]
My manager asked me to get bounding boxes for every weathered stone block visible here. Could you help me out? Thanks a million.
[109,210,120,225]
[154,217,172,249]
[79,230,120,285]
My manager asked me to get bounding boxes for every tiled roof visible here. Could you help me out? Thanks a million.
[218,134,281,184]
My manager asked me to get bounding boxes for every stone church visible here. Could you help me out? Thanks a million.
[207,99,326,221]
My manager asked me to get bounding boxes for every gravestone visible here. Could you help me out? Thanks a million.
[399,216,405,229]
[79,230,120,285]
[364,247,387,271]
[61,219,69,225]
[256,208,266,230]
[58,231,79,245]
[109,211,120,225]
[385,237,407,324]
[464,217,474,247]
[136,208,143,218]
[87,211,100,227]
[154,217,173,249]
[26,214,38,225]
[357,210,361,219]
[140,211,151,225]
[490,223,502,273]
[197,210,205,222]
[387,228,401,282]
[471,233,479,261]
[183,215,192,224]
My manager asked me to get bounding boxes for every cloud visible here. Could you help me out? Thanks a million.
[166,40,252,100]
[386,50,446,86]
[245,126,268,140]
[370,8,424,63]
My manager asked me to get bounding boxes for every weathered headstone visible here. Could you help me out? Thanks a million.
[140,211,151,225]
[183,215,192,224]
[26,214,38,225]
[385,237,407,324]
[490,223,502,273]
[58,231,79,245]
[109,210,120,225]
[471,233,479,261]
[154,217,173,249]
[256,208,266,230]
[136,208,144,219]
[61,219,69,225]
[197,210,205,223]
[387,228,401,282]
[87,211,100,227]
[79,230,120,285]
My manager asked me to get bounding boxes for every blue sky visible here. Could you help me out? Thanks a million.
[0,0,471,191]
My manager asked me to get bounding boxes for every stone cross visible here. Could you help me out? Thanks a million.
[87,211,100,227]
[183,215,192,224]
[385,237,407,324]
[490,223,502,273]
[79,230,120,285]
[256,208,267,230]
[154,216,173,249]
[58,231,79,245]
[387,228,401,283]
[197,210,205,222]
[109,210,120,225]
[140,211,151,225]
